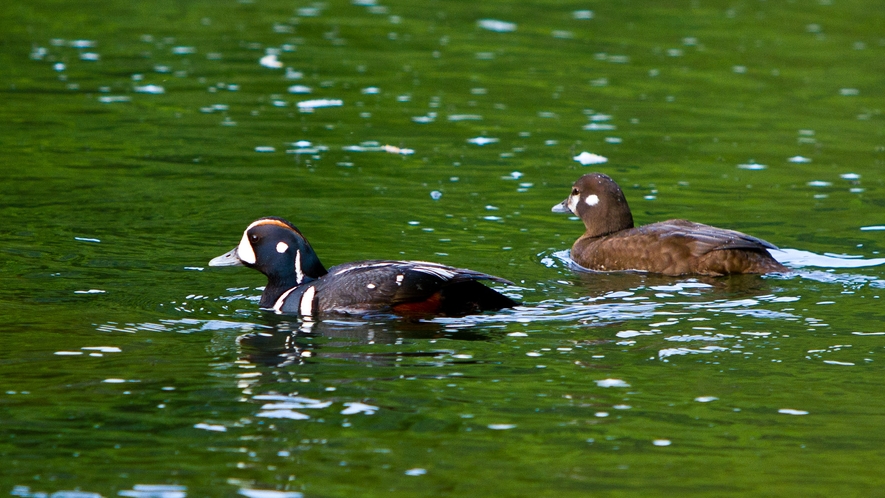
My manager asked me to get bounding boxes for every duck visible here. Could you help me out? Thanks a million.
[209,217,517,317]
[552,173,788,276]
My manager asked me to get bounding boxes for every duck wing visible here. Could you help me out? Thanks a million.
[315,260,515,314]
[641,220,778,253]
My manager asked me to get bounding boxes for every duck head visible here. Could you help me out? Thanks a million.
[209,217,328,306]
[552,173,635,237]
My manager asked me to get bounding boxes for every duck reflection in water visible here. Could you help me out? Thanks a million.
[235,316,496,368]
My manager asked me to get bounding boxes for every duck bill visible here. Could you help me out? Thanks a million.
[209,247,244,267]
[551,199,572,214]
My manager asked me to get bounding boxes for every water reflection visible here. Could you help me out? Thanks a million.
[235,317,494,368]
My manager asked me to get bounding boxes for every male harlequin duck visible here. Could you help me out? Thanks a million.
[552,173,788,276]
[209,217,517,317]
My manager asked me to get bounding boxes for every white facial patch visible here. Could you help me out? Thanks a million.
[276,241,289,254]
[236,231,257,265]
[584,194,600,207]
[367,283,376,289]
[567,194,580,214]
[299,285,316,316]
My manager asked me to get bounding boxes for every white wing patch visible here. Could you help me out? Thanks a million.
[410,264,457,280]
[333,262,396,276]
[584,194,600,206]
[299,285,316,316]
[237,231,257,264]
[331,260,459,281]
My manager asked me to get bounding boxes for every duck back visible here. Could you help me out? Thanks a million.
[572,219,787,276]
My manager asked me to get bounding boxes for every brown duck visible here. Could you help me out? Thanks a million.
[552,173,788,276]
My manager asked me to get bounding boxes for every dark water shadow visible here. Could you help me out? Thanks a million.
[235,315,497,367]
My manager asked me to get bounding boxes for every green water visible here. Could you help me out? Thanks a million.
[2,0,885,496]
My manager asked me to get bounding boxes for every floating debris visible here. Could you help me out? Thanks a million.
[595,378,630,388]
[259,54,283,68]
[297,99,343,109]
[341,402,378,415]
[582,123,616,131]
[737,162,766,170]
[488,424,517,430]
[381,144,414,155]
[194,423,227,432]
[448,114,482,121]
[134,84,165,94]
[412,113,437,123]
[467,136,498,146]
[573,151,608,165]
[778,408,809,415]
[477,19,517,32]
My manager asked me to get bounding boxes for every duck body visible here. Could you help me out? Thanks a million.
[553,173,788,276]
[209,217,517,317]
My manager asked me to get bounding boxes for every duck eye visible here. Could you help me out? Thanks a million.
[250,234,259,242]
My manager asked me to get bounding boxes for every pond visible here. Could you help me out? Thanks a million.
[2,0,885,496]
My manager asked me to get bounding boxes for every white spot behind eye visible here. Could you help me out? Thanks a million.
[396,274,404,286]
[367,283,376,289]
[585,194,600,206]
[237,231,257,264]
[276,241,289,253]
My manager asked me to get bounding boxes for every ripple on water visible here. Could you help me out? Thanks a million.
[239,490,304,498]
[477,19,517,32]
[118,484,187,498]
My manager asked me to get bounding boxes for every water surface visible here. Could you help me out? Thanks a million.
[2,0,885,496]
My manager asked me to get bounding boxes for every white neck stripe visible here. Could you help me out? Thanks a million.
[295,250,303,284]
[273,287,298,313]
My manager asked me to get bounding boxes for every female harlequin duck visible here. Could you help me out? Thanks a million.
[552,173,788,276]
[209,217,517,317]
